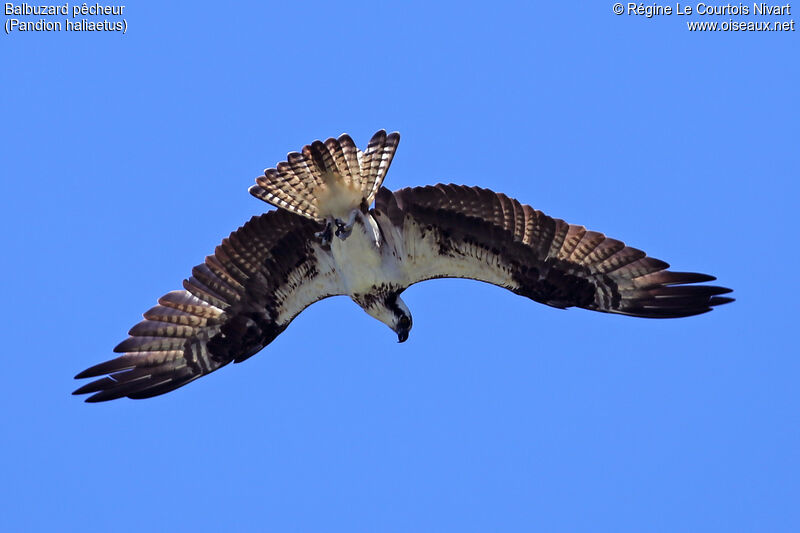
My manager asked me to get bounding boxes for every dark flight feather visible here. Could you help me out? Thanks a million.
[74,209,342,402]
[376,184,732,318]
[75,132,732,402]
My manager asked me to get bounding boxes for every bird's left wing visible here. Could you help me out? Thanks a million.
[74,210,344,402]
[374,185,732,318]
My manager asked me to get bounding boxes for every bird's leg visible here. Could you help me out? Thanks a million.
[314,217,335,245]
[334,209,360,240]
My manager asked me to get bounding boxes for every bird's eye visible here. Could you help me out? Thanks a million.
[399,316,410,329]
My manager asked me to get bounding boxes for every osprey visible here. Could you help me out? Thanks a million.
[74,130,733,402]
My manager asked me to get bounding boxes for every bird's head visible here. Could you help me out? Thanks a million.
[357,290,413,343]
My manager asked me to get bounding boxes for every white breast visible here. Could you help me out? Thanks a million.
[330,213,402,295]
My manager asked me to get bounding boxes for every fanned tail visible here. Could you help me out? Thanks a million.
[249,130,400,221]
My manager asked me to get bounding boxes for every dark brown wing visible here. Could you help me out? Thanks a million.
[374,185,733,318]
[73,210,344,402]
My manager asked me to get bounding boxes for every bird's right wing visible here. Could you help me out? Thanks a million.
[374,185,733,318]
[73,209,344,402]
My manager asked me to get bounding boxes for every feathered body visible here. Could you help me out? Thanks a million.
[74,130,733,402]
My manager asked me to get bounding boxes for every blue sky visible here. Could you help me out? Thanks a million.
[1,2,797,531]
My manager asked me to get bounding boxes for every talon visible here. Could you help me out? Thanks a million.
[333,210,359,240]
[315,221,334,245]
[335,221,353,240]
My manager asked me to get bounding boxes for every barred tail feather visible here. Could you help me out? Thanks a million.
[360,130,400,207]
[249,130,400,221]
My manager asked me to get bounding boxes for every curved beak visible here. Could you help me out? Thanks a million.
[397,328,409,343]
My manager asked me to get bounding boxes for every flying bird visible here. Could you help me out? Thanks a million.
[74,130,733,402]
